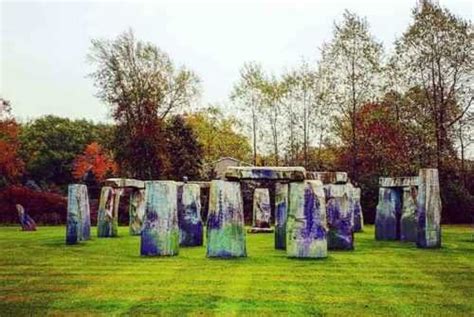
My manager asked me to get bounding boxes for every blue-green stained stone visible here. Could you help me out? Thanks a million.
[352,187,364,232]
[375,187,401,240]
[417,169,441,248]
[274,182,288,250]
[325,184,354,250]
[178,183,203,247]
[97,186,121,238]
[249,188,272,232]
[141,181,179,256]
[206,180,246,258]
[66,184,90,245]
[287,181,327,258]
[401,186,417,242]
[129,189,145,236]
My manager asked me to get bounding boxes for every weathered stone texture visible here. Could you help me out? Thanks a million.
[206,180,246,258]
[225,166,306,181]
[375,187,401,240]
[325,184,354,250]
[129,189,146,236]
[417,169,442,248]
[66,184,90,244]
[287,181,328,258]
[141,181,179,256]
[274,182,289,250]
[178,183,203,247]
[16,204,36,231]
[97,186,121,238]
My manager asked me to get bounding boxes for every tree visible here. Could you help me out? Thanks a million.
[72,142,117,182]
[390,1,473,175]
[231,62,265,165]
[185,107,252,164]
[0,99,24,186]
[165,115,203,180]
[19,116,109,188]
[88,29,200,178]
[320,10,384,181]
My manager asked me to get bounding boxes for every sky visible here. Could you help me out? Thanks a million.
[1,0,473,123]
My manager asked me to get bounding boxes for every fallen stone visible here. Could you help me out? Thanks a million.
[141,181,179,256]
[206,180,246,258]
[287,180,328,258]
[16,204,36,231]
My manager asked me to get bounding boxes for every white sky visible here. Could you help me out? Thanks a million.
[1,0,473,123]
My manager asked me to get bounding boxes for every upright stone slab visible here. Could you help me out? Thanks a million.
[206,180,246,258]
[97,186,121,238]
[16,204,37,231]
[401,187,417,242]
[352,187,364,232]
[325,184,354,250]
[129,189,146,236]
[275,182,289,250]
[417,169,442,248]
[248,188,273,233]
[177,183,203,247]
[66,184,90,244]
[375,187,402,240]
[141,181,179,256]
[287,180,327,258]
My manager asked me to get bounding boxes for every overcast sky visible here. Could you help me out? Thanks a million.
[1,0,472,122]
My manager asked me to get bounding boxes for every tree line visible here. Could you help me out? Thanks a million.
[0,1,472,223]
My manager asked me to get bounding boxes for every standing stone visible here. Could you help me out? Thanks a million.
[274,182,289,250]
[66,184,90,244]
[249,188,273,233]
[141,181,179,256]
[325,184,354,250]
[177,183,203,247]
[16,204,36,231]
[401,186,418,242]
[97,186,121,238]
[375,187,402,240]
[287,181,327,258]
[129,189,146,236]
[206,180,246,258]
[352,187,364,232]
[417,168,442,248]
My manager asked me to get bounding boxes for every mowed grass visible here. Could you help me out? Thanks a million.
[0,225,473,316]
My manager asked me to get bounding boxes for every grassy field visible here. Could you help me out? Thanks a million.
[0,225,473,316]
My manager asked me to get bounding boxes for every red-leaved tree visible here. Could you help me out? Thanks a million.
[0,99,24,185]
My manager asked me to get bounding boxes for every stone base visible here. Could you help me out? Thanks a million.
[247,227,274,233]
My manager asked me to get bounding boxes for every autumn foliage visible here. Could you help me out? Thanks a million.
[0,100,24,185]
[72,142,117,182]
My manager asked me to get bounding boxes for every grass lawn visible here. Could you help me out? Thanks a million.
[0,225,473,316]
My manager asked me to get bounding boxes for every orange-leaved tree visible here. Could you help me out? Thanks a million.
[72,142,117,182]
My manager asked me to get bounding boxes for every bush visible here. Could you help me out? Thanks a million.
[0,186,67,224]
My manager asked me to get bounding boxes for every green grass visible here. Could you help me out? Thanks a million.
[0,225,473,316]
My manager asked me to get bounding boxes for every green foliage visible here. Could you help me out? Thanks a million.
[186,107,252,164]
[19,116,112,189]
[0,225,473,315]
[165,115,203,180]
[88,30,201,179]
